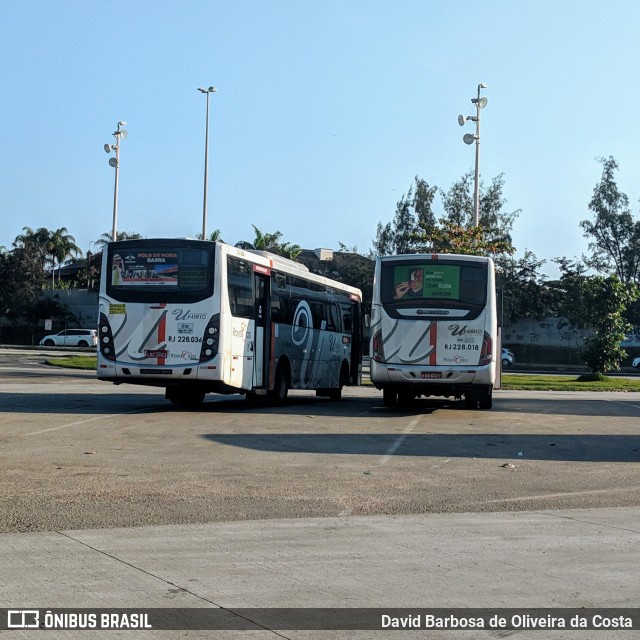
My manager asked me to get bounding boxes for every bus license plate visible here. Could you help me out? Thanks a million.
[421,372,442,379]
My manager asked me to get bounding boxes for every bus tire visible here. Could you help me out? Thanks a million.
[464,393,478,410]
[329,362,350,401]
[397,391,415,407]
[479,389,493,410]
[383,389,398,408]
[166,386,205,406]
[270,362,289,405]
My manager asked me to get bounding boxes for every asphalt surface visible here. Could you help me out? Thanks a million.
[1,351,639,638]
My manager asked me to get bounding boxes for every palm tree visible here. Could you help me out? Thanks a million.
[235,225,301,260]
[236,225,283,251]
[95,230,143,249]
[13,226,51,273]
[14,225,49,254]
[195,229,224,242]
[48,227,81,288]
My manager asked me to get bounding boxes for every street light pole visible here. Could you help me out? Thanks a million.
[104,121,128,241]
[458,84,487,227]
[198,86,217,240]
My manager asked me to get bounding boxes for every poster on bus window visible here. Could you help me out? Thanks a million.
[111,250,179,286]
[393,265,460,300]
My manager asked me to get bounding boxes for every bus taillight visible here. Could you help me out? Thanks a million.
[99,312,116,361]
[200,313,220,362]
[372,330,385,363]
[480,331,493,365]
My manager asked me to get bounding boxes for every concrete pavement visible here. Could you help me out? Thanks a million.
[1,507,639,638]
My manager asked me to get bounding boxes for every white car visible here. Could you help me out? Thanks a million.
[501,347,515,367]
[632,357,640,369]
[39,329,98,348]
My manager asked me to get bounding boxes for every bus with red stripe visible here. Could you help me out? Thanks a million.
[370,253,497,409]
[98,238,363,406]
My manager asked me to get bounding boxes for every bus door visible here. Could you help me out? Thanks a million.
[349,300,362,385]
[252,267,272,388]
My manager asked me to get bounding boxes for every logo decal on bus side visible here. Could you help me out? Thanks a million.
[172,308,207,321]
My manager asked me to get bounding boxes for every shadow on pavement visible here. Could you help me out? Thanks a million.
[2,391,640,419]
[201,432,640,463]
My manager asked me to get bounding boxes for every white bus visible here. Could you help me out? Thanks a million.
[370,253,497,409]
[97,239,363,405]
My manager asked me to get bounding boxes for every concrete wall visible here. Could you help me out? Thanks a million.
[42,289,99,328]
[503,316,640,349]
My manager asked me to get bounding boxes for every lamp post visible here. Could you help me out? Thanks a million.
[458,84,487,227]
[198,86,217,240]
[104,121,128,241]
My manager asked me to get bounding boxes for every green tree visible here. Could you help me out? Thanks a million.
[373,178,438,256]
[496,251,552,323]
[13,226,51,272]
[95,230,143,248]
[48,227,81,288]
[578,276,639,376]
[236,225,301,259]
[373,174,519,258]
[0,247,46,318]
[580,156,640,284]
[196,229,224,242]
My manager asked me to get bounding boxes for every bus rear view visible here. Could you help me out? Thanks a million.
[370,254,497,409]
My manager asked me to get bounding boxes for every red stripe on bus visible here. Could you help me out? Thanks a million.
[429,323,437,365]
[158,314,166,365]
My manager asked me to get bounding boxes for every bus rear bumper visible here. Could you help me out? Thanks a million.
[370,360,495,396]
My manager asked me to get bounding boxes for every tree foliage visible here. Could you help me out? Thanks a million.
[95,230,143,248]
[578,276,638,375]
[236,225,302,260]
[373,173,519,258]
[0,247,46,317]
[580,156,640,284]
[496,251,553,324]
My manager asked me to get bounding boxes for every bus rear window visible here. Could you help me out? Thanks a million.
[106,243,213,302]
[381,261,487,307]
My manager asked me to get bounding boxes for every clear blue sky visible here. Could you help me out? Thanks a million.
[1,0,639,274]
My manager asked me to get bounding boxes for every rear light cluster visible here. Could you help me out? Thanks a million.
[372,330,385,363]
[480,331,493,365]
[99,312,116,361]
[200,313,220,362]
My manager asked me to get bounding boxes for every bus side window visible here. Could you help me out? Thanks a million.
[227,257,254,319]
[325,303,340,332]
[342,311,352,332]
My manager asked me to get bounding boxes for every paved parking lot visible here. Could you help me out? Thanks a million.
[1,356,640,532]
[1,355,640,638]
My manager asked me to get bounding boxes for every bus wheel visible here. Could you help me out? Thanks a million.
[329,363,349,401]
[383,389,398,408]
[270,364,289,405]
[479,389,493,410]
[166,386,205,406]
[397,391,415,407]
[464,393,478,410]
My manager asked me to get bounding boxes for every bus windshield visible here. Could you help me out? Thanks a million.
[380,259,487,309]
[106,240,214,303]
